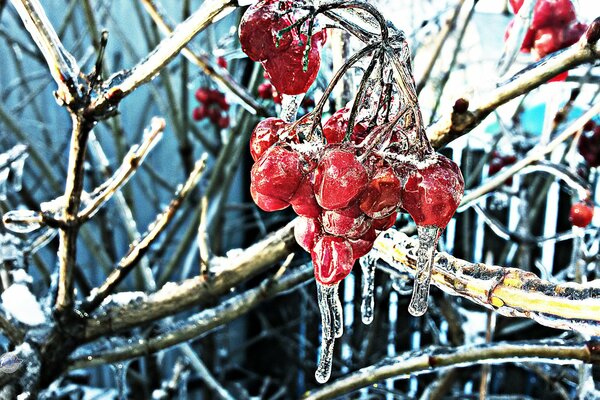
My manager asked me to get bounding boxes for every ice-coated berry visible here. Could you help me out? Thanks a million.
[262,36,322,95]
[249,118,290,161]
[400,154,464,228]
[217,56,228,68]
[372,212,397,231]
[322,204,371,240]
[531,0,576,30]
[311,235,354,285]
[359,166,401,219]
[294,216,320,251]
[314,148,369,210]
[349,227,377,259]
[290,175,321,218]
[322,107,368,144]
[239,0,295,61]
[195,88,210,103]
[258,82,274,99]
[570,201,594,227]
[251,145,303,201]
[251,186,289,211]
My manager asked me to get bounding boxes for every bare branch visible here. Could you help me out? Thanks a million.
[83,154,208,312]
[303,340,600,400]
[73,264,312,368]
[9,0,81,104]
[89,0,240,116]
[427,31,600,148]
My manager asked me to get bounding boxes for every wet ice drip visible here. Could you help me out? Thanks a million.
[360,253,377,325]
[315,282,342,383]
[280,93,305,122]
[408,225,441,317]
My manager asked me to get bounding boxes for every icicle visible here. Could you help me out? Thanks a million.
[315,282,341,383]
[2,210,43,233]
[0,167,9,200]
[279,93,305,122]
[359,253,377,325]
[9,153,27,192]
[110,361,131,400]
[408,225,441,317]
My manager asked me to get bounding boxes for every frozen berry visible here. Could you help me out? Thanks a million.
[258,82,274,99]
[251,186,289,211]
[322,204,371,240]
[532,0,576,30]
[400,154,464,228]
[251,145,303,201]
[349,227,377,258]
[294,217,320,251]
[192,106,206,121]
[195,88,210,103]
[218,116,230,129]
[249,117,290,161]
[314,148,369,210]
[569,201,594,227]
[372,212,397,231]
[290,175,321,218]
[311,235,354,285]
[359,166,401,219]
[322,107,368,144]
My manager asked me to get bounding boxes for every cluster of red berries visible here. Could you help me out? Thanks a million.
[489,151,518,185]
[577,120,600,167]
[507,0,587,63]
[569,200,594,228]
[249,107,464,286]
[239,0,326,95]
[192,87,230,129]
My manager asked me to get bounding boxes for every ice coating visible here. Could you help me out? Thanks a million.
[2,210,43,234]
[360,253,377,325]
[408,225,441,317]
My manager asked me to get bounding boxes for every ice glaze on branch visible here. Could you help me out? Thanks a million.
[373,230,600,336]
[303,340,600,400]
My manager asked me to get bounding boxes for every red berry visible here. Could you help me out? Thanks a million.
[250,145,303,202]
[290,175,321,218]
[195,88,210,103]
[218,116,230,129]
[349,227,377,258]
[250,186,289,211]
[273,89,282,104]
[262,37,322,95]
[217,56,228,68]
[532,0,576,31]
[239,0,296,61]
[583,120,596,131]
[192,106,206,121]
[294,217,320,252]
[400,154,464,229]
[322,203,371,240]
[359,166,401,219]
[569,201,594,227]
[311,235,354,285]
[314,148,369,210]
[208,107,221,124]
[509,0,524,13]
[249,117,289,161]
[322,107,369,144]
[258,82,274,99]
[372,212,397,231]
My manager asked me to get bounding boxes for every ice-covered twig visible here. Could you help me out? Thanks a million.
[78,117,166,222]
[427,20,600,148]
[303,339,600,400]
[0,306,24,344]
[72,264,312,368]
[373,230,600,336]
[89,0,239,117]
[9,0,81,105]
[83,154,208,312]
[460,101,600,209]
[180,344,237,400]
[141,0,268,117]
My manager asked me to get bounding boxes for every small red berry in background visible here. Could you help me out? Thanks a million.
[577,122,600,167]
[488,152,517,185]
[569,201,594,228]
[192,86,230,130]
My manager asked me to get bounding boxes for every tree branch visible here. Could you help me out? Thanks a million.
[303,340,600,399]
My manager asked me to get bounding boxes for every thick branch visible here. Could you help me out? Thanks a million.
[73,263,312,368]
[303,340,600,399]
[89,0,239,116]
[427,31,600,148]
[373,230,600,336]
[83,219,297,340]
